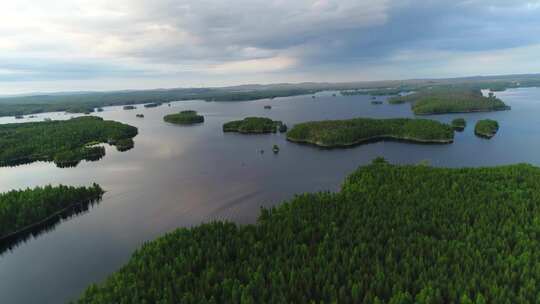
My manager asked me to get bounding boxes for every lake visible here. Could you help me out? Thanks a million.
[0,87,539,303]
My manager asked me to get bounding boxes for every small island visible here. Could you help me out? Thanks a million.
[164,110,204,125]
[286,118,454,148]
[451,118,466,131]
[0,184,103,240]
[136,114,144,118]
[389,88,510,115]
[475,119,499,139]
[144,102,161,108]
[371,100,383,105]
[0,116,138,167]
[123,105,136,110]
[264,105,272,109]
[223,117,284,134]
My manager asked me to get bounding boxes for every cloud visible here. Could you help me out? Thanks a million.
[0,0,539,93]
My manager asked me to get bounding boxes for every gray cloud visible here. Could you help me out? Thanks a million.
[1,0,540,92]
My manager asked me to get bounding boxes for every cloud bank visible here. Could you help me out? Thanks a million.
[1,0,540,93]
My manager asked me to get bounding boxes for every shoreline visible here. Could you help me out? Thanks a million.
[0,197,102,243]
[287,134,454,149]
[414,106,511,116]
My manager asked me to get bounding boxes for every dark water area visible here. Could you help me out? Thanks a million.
[0,88,539,303]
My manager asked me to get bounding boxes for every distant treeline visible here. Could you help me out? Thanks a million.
[1,74,540,117]
[78,160,540,303]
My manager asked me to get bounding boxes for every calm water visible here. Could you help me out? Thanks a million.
[1,88,539,303]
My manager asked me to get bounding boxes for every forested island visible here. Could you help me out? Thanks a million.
[451,118,466,131]
[164,111,204,125]
[144,102,161,108]
[475,119,499,138]
[223,117,284,134]
[286,118,454,147]
[78,160,540,303]
[0,116,138,167]
[0,184,103,239]
[389,88,510,115]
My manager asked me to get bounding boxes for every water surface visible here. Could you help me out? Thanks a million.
[0,88,539,303]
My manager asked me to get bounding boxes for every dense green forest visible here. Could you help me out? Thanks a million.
[164,111,205,125]
[286,118,454,147]
[0,184,103,238]
[223,117,284,134]
[78,160,540,303]
[475,119,499,139]
[388,88,510,115]
[451,118,466,131]
[0,116,138,167]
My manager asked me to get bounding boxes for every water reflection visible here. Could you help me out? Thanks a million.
[0,198,102,255]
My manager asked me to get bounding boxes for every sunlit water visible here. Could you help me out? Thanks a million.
[0,88,539,303]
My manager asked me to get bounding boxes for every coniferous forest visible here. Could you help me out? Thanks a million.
[77,160,540,303]
[0,184,103,238]
[0,116,138,167]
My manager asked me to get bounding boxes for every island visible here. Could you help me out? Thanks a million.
[123,105,136,110]
[223,117,284,134]
[451,118,466,131]
[371,100,383,105]
[77,160,540,303]
[475,119,499,138]
[144,102,161,108]
[389,88,510,115]
[163,110,204,125]
[264,105,272,109]
[0,116,138,168]
[286,118,454,148]
[136,114,144,118]
[0,184,103,240]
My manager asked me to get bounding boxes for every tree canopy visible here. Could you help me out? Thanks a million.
[475,119,499,139]
[77,161,540,303]
[451,118,466,131]
[389,88,510,115]
[0,184,103,238]
[223,117,283,134]
[164,111,205,125]
[286,118,454,147]
[0,116,138,167]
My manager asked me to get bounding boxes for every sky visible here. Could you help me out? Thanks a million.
[1,0,540,94]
